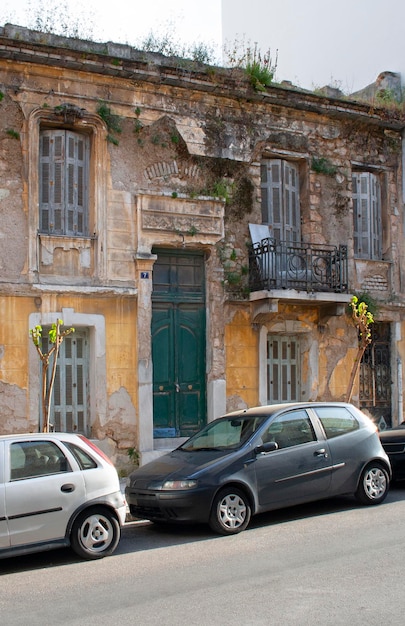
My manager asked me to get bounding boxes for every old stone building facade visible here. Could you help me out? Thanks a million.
[0,24,404,468]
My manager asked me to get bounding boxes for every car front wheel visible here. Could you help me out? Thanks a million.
[209,487,251,535]
[70,507,120,559]
[355,463,389,505]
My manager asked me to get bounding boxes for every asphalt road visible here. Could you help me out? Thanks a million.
[1,485,405,626]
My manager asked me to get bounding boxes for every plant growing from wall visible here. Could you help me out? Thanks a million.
[346,295,374,403]
[6,129,20,140]
[127,447,140,467]
[210,179,233,203]
[97,101,122,145]
[30,319,75,433]
[311,157,337,176]
[218,243,250,298]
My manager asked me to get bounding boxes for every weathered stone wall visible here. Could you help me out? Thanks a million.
[0,24,404,462]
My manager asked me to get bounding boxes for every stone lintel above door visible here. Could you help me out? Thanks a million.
[136,192,225,251]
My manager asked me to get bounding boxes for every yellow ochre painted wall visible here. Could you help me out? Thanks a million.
[225,310,259,408]
[0,294,138,420]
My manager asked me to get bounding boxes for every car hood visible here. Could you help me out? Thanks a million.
[379,427,405,443]
[128,448,240,485]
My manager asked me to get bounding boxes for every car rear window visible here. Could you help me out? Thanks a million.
[64,442,98,470]
[314,407,359,439]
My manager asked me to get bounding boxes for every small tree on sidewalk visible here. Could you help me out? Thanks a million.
[30,319,75,432]
[346,296,374,403]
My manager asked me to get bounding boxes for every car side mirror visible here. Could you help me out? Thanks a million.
[255,441,278,455]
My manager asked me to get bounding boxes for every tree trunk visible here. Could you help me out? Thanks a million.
[346,345,367,403]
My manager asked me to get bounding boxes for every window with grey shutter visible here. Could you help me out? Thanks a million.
[352,172,382,259]
[267,335,300,403]
[39,130,89,236]
[42,329,89,435]
[261,159,301,242]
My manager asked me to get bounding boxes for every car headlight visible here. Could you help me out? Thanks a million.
[162,479,198,490]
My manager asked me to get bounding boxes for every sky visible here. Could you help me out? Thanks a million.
[0,0,403,93]
[222,0,405,93]
[0,0,222,53]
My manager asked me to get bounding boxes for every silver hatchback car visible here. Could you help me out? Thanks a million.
[0,433,126,560]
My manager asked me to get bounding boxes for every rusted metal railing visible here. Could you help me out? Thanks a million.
[249,238,348,293]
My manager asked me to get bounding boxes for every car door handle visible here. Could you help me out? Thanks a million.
[61,483,75,493]
[314,448,328,458]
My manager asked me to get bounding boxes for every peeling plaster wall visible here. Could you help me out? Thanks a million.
[0,92,26,279]
[0,25,404,463]
[225,306,259,410]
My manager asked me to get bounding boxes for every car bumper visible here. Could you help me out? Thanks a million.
[386,455,405,480]
[126,487,212,524]
[90,490,128,526]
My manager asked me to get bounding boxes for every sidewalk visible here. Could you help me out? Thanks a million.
[120,478,132,522]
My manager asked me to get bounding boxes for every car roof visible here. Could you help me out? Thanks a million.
[223,401,357,418]
[0,433,84,442]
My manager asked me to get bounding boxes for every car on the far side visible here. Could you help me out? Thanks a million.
[0,433,126,560]
[379,424,405,480]
[126,402,391,536]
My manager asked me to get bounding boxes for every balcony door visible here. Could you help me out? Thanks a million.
[261,159,301,243]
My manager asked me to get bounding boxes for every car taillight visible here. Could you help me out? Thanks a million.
[78,435,115,466]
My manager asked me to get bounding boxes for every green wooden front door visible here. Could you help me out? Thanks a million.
[152,252,206,438]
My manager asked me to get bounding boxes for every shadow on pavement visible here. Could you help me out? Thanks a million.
[2,482,404,573]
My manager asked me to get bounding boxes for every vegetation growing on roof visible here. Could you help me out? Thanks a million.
[224,39,278,92]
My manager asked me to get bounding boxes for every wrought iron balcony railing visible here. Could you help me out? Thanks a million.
[249,238,348,293]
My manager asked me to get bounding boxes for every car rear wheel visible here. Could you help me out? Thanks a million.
[70,507,120,559]
[209,487,251,535]
[355,463,389,505]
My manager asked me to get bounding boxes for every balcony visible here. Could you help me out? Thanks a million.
[249,238,348,294]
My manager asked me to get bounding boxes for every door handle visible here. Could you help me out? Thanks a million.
[61,483,75,493]
[314,448,328,458]
[175,383,180,393]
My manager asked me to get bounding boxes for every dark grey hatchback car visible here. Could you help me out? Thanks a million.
[126,402,391,535]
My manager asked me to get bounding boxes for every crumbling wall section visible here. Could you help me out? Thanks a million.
[0,90,26,280]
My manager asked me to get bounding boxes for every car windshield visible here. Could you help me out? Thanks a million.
[180,415,268,451]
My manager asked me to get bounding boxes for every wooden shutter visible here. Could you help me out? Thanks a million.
[39,129,88,235]
[370,174,382,259]
[43,329,89,435]
[39,130,65,234]
[267,335,300,403]
[261,159,300,242]
[352,172,381,259]
[65,131,88,235]
[283,161,300,243]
